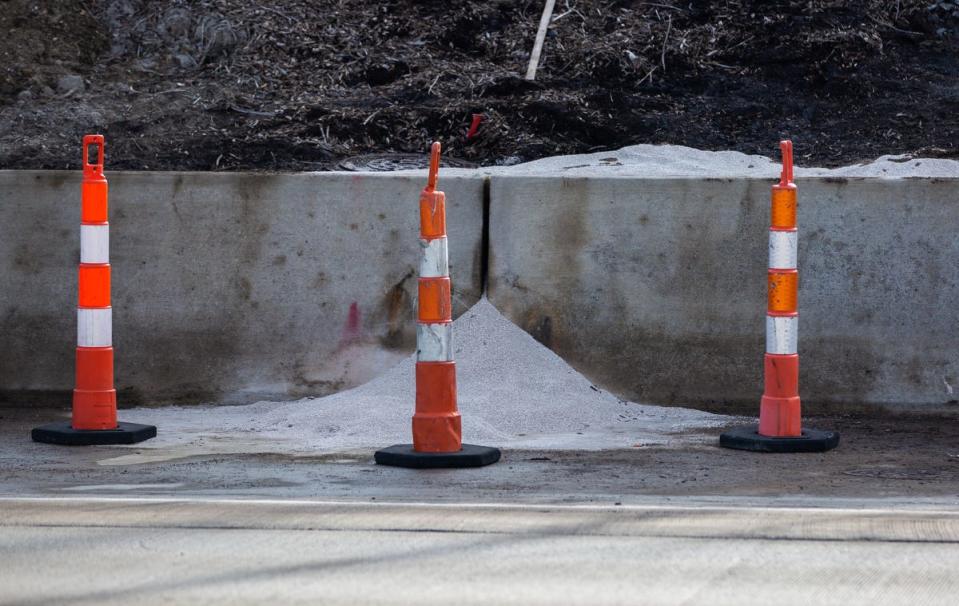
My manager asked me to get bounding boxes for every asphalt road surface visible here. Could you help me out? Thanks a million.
[2,409,958,604]
[2,497,959,605]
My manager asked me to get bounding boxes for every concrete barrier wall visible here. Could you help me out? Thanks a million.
[0,171,485,405]
[488,175,959,412]
[4,165,957,412]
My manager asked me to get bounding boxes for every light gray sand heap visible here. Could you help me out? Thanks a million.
[111,299,730,464]
[402,143,959,180]
[491,143,959,178]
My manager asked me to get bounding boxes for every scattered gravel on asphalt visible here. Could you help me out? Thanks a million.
[118,298,729,461]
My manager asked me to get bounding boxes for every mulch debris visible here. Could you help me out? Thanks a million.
[1,0,957,170]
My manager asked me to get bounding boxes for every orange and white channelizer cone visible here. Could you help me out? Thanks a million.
[719,140,838,453]
[375,142,500,468]
[32,135,156,446]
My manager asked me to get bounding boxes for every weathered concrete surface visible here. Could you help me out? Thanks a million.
[3,407,958,504]
[4,145,958,412]
[3,406,959,604]
[488,175,959,411]
[0,171,485,406]
[3,499,958,606]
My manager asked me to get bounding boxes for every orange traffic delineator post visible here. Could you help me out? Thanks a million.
[720,140,838,453]
[375,142,500,468]
[33,135,156,446]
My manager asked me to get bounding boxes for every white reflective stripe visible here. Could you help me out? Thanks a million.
[418,237,449,278]
[768,229,797,270]
[80,224,109,264]
[416,322,453,362]
[766,315,798,355]
[77,308,112,347]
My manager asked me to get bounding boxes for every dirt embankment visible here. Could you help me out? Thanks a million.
[1,0,958,171]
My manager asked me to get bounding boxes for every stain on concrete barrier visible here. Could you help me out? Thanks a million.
[488,175,959,412]
[4,158,959,413]
[0,170,485,405]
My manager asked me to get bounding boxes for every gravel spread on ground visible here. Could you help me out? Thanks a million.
[111,298,729,463]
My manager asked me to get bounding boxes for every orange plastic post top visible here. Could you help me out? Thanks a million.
[82,135,108,223]
[779,139,793,186]
[771,139,797,229]
[419,142,447,239]
[426,141,440,192]
[83,134,105,181]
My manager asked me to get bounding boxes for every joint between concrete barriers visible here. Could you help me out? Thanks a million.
[480,176,491,295]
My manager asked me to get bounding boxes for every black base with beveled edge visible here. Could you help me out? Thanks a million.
[374,443,501,468]
[719,424,839,453]
[31,421,157,446]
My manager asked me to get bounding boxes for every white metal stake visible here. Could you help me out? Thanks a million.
[525,0,557,81]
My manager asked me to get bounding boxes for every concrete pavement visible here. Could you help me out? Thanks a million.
[2,407,959,604]
[2,497,958,605]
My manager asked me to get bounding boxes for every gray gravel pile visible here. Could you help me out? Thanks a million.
[412,144,959,180]
[114,299,729,464]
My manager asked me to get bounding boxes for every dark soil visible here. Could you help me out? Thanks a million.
[1,0,958,171]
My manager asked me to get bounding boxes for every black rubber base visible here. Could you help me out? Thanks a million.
[375,443,501,468]
[32,421,157,446]
[719,425,839,453]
